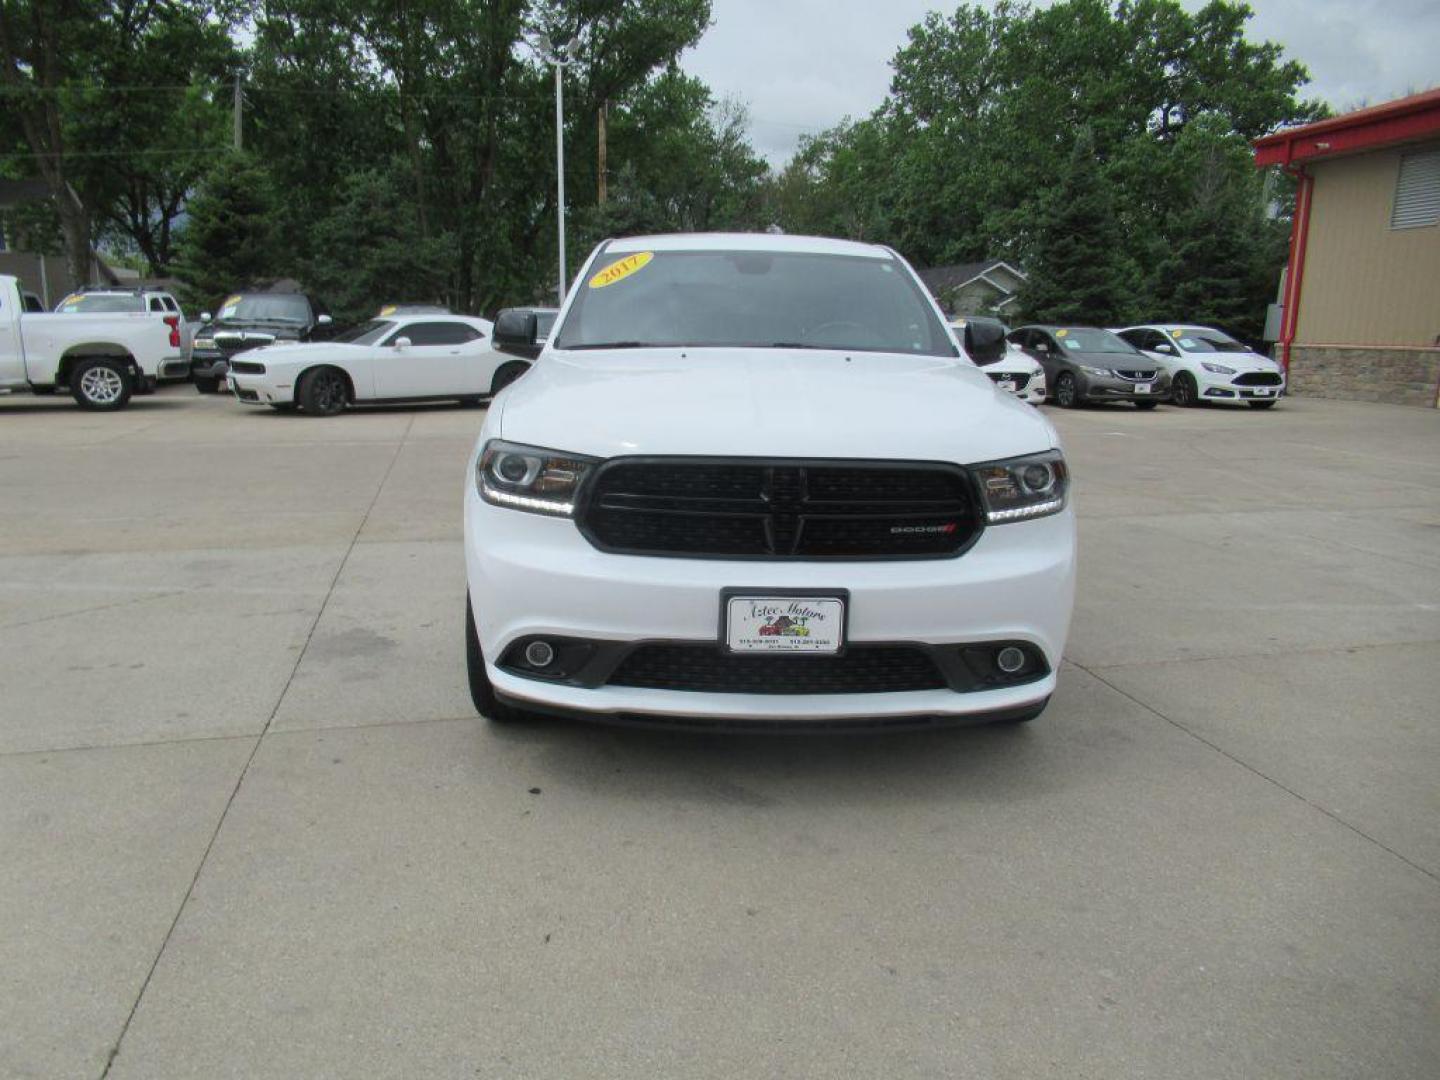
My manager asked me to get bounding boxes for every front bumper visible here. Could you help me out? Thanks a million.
[191,353,229,380]
[227,372,294,405]
[464,484,1076,724]
[989,371,1047,405]
[1197,371,1285,403]
[1077,372,1171,402]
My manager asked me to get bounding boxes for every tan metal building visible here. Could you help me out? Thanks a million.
[1254,90,1440,407]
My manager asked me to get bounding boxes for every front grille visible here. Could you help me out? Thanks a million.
[987,371,1031,390]
[1232,371,1282,386]
[229,360,266,375]
[608,644,947,694]
[214,333,275,356]
[578,459,980,559]
[1113,369,1158,381]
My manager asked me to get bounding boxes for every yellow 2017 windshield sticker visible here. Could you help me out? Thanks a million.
[589,251,653,289]
[1055,328,1068,337]
[379,304,397,316]
[1171,328,1184,337]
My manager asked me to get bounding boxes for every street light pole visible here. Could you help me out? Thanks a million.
[538,36,578,305]
[553,59,566,306]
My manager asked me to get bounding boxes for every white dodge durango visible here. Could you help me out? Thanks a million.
[463,233,1076,730]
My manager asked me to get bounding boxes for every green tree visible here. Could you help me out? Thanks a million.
[1018,128,1130,325]
[172,152,280,307]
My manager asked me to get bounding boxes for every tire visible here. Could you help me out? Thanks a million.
[1248,400,1276,410]
[490,361,530,396]
[466,594,529,723]
[297,366,349,416]
[1055,372,1081,408]
[1134,400,1158,410]
[1171,371,1198,407]
[194,375,221,394]
[70,358,133,411]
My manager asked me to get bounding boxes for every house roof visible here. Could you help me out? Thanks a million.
[1253,87,1440,167]
[917,259,1027,296]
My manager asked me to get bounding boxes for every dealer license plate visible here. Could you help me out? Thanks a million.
[997,380,1016,392]
[725,595,845,654]
[1134,383,1152,394]
[1254,387,1273,396]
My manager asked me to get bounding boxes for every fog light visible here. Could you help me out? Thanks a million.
[996,646,1026,674]
[524,640,556,668]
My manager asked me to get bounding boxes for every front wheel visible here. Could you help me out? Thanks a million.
[1055,372,1080,408]
[297,367,348,416]
[1171,371,1198,407]
[1248,400,1277,410]
[466,594,530,724]
[70,358,133,411]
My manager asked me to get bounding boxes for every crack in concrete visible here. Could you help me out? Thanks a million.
[97,414,417,1080]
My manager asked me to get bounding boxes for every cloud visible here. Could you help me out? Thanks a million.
[680,0,1440,166]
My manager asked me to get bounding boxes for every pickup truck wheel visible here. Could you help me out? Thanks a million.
[71,359,132,411]
[490,361,530,395]
[297,367,348,416]
[466,594,530,723]
[194,376,221,394]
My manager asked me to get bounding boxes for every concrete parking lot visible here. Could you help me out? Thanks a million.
[2,387,1437,1079]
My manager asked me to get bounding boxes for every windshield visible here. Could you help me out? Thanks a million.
[332,319,395,345]
[56,293,144,314]
[216,294,312,323]
[1055,328,1135,354]
[555,249,957,357]
[1173,329,1248,353]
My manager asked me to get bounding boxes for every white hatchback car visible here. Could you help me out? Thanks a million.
[1113,324,1285,409]
[463,233,1077,731]
[227,314,529,414]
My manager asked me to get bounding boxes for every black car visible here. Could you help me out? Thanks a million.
[1006,325,1170,409]
[192,291,335,393]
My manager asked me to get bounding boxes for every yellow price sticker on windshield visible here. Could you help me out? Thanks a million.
[379,304,397,316]
[59,294,81,308]
[1172,328,1183,337]
[589,251,653,289]
[1056,328,1068,337]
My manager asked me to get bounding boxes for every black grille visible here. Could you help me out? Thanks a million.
[579,459,980,559]
[608,644,947,694]
[1113,369,1158,380]
[214,334,275,356]
[229,360,266,375]
[1233,371,1282,386]
[987,371,1031,390]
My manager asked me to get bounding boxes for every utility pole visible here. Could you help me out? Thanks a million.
[232,73,243,152]
[597,100,608,205]
[537,35,578,305]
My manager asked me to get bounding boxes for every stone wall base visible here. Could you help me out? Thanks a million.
[1288,346,1440,407]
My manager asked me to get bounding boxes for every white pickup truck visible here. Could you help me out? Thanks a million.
[0,274,182,410]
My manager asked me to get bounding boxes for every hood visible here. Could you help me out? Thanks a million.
[1196,350,1278,372]
[498,348,1058,464]
[246,340,344,364]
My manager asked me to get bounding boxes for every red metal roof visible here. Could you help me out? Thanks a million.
[1253,87,1440,167]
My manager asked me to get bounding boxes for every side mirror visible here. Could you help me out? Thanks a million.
[962,319,1006,364]
[393,336,411,349]
[200,312,212,323]
[1034,342,1050,353]
[493,308,543,360]
[1154,342,1174,354]
[317,313,333,326]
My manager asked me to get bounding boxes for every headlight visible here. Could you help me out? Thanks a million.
[476,440,597,517]
[1080,365,1110,376]
[1201,361,1236,374]
[972,450,1069,524]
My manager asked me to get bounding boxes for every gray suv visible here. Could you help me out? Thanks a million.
[1007,325,1169,409]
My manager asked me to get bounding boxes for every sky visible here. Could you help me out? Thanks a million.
[680,0,1440,166]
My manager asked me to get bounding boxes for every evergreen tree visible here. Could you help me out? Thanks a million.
[1018,128,1130,325]
[173,153,281,308]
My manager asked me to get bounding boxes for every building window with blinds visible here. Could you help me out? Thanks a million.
[1390,148,1440,229]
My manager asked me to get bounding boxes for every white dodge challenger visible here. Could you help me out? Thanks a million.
[226,313,530,415]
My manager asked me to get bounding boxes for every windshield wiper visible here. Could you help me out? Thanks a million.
[565,341,654,350]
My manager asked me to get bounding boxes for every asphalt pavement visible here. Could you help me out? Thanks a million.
[2,386,1437,1079]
